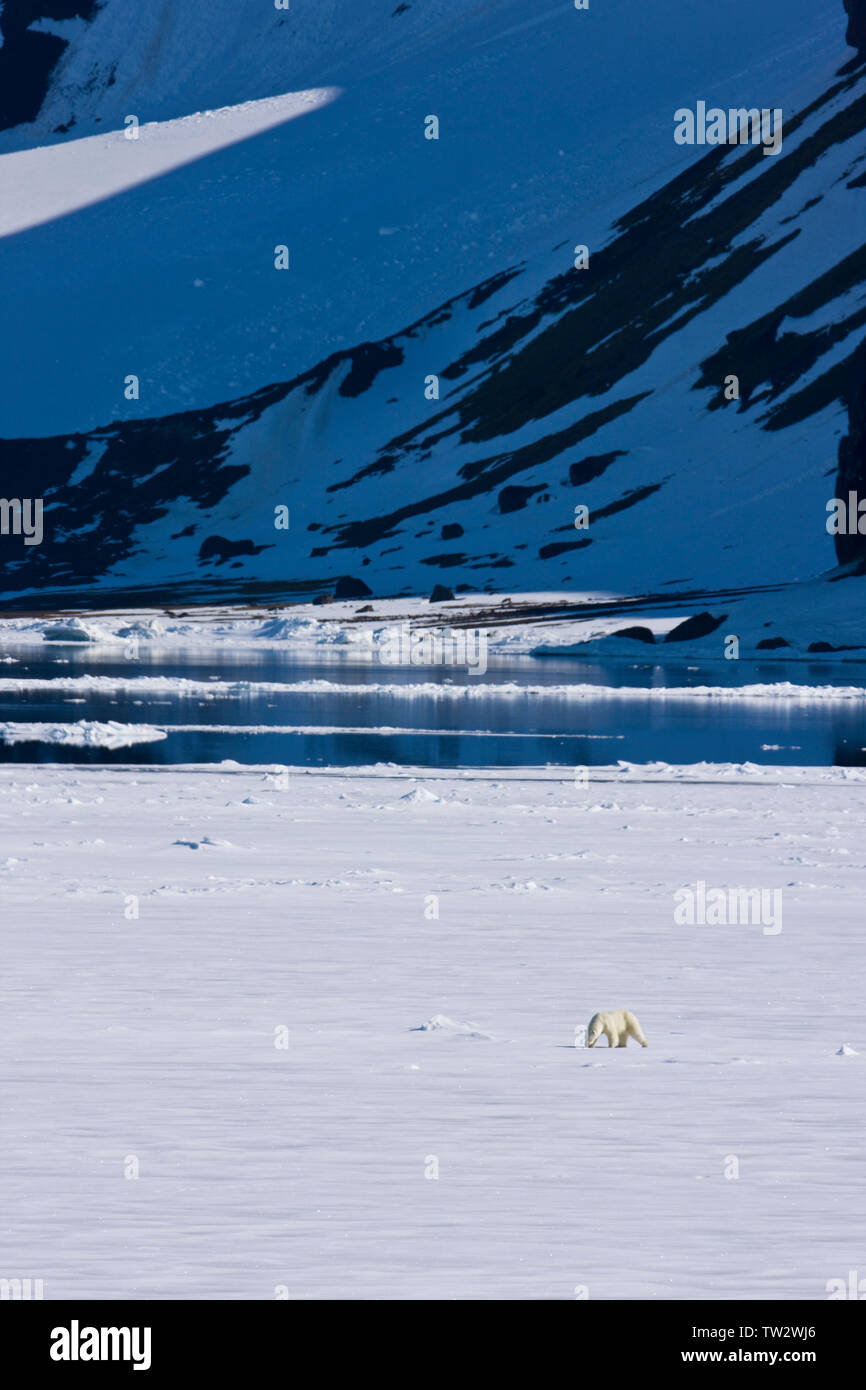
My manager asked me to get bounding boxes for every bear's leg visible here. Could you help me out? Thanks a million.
[607,1029,619,1047]
[617,1036,628,1046]
[625,1015,649,1047]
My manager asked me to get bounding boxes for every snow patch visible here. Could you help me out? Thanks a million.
[399,786,441,803]
[412,1014,492,1040]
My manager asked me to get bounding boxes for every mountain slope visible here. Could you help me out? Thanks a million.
[0,2,864,613]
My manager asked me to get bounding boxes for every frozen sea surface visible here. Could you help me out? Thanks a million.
[1,762,864,1299]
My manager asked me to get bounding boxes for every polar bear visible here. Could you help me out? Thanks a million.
[586,1009,648,1048]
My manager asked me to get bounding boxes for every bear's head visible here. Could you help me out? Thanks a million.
[586,1013,603,1047]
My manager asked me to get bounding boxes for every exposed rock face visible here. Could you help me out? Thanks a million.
[335,576,373,599]
[0,2,99,131]
[199,535,269,566]
[498,485,545,514]
[612,625,656,644]
[663,612,727,643]
[845,1,866,50]
[835,345,866,569]
[429,584,455,602]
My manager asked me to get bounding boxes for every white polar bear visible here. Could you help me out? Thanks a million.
[586,1009,648,1048]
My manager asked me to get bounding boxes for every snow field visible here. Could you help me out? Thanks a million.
[1,762,863,1299]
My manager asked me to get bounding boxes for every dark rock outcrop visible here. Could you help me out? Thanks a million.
[429,584,455,602]
[335,576,373,599]
[498,484,545,514]
[663,612,727,643]
[0,2,99,132]
[845,1,866,50]
[756,636,790,649]
[612,625,656,644]
[199,536,270,565]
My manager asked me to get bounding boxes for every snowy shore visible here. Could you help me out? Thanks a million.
[1,578,863,664]
[2,761,864,1299]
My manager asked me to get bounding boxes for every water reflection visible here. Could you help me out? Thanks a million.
[0,644,864,767]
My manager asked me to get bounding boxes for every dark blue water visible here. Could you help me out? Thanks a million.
[1,646,865,767]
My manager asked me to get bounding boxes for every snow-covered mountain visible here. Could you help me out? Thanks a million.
[0,1,865,615]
